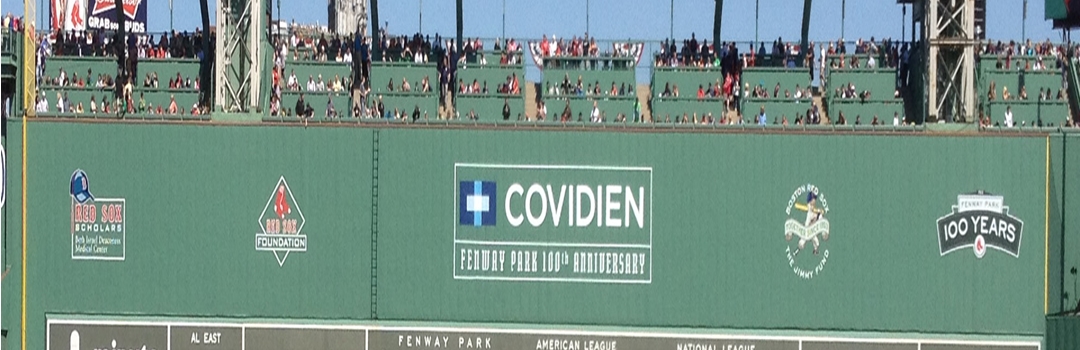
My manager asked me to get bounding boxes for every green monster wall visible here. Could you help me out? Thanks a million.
[1,120,1072,350]
[375,129,1047,334]
[2,121,374,350]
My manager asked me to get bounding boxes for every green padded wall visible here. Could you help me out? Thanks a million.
[2,120,1074,350]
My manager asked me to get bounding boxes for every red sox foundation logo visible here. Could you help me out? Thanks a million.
[255,176,307,266]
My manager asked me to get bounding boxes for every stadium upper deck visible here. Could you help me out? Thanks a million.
[1,11,1079,130]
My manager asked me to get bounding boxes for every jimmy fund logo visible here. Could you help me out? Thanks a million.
[784,184,830,280]
[937,191,1023,258]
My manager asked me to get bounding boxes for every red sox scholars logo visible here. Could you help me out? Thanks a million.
[255,176,307,266]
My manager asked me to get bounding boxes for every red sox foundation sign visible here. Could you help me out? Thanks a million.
[255,176,307,266]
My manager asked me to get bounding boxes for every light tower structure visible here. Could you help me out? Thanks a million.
[215,0,269,113]
[923,0,977,123]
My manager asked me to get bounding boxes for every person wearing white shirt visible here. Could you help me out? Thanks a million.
[56,92,66,113]
[307,76,316,92]
[37,96,48,113]
[591,101,600,123]
[867,55,877,69]
[893,112,900,126]
[1004,106,1014,127]
[287,71,298,90]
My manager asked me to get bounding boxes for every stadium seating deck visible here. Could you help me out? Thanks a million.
[370,62,437,95]
[457,94,524,121]
[986,100,1069,127]
[739,67,812,120]
[286,60,352,90]
[651,97,726,122]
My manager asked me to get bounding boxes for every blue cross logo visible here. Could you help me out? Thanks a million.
[459,180,497,226]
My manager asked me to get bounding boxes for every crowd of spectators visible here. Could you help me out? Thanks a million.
[822,37,905,69]
[986,81,1066,103]
[46,29,210,60]
[458,73,519,95]
[981,39,1065,58]
[33,89,198,117]
[657,37,803,69]
[373,24,521,67]
[530,34,641,70]
[831,82,874,102]
[288,27,356,63]
[40,67,198,91]
[2,13,25,32]
[747,82,812,101]
[548,73,629,97]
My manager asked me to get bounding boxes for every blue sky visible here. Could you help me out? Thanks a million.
[1,0,1070,42]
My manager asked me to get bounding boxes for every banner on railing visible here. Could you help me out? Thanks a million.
[86,0,148,33]
[50,0,88,32]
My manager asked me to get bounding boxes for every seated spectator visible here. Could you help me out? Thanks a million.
[288,70,299,90]
[326,96,337,118]
[561,100,572,122]
[167,95,179,114]
[536,101,547,121]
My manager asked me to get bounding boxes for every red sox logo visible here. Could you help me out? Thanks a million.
[275,184,290,219]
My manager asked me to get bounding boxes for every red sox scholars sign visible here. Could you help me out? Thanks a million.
[255,176,307,266]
